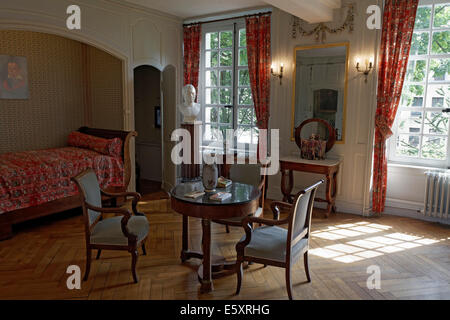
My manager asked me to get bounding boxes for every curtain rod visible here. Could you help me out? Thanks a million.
[183,11,271,27]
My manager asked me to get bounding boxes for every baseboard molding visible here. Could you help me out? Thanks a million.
[384,206,450,226]
[385,198,423,211]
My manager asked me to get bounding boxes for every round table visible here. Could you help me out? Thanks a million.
[171,181,260,293]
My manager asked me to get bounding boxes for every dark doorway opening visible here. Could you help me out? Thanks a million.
[134,65,163,196]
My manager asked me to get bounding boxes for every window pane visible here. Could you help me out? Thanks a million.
[239,49,248,66]
[220,70,232,86]
[205,32,219,50]
[219,125,232,141]
[429,58,450,82]
[205,70,218,87]
[238,88,253,105]
[239,69,250,86]
[410,32,429,55]
[205,88,219,105]
[426,84,450,108]
[397,111,423,134]
[205,107,218,123]
[219,107,232,124]
[396,135,420,157]
[204,124,219,141]
[431,31,450,54]
[238,108,253,125]
[220,88,232,105]
[206,51,218,68]
[236,127,252,145]
[220,50,232,66]
[406,60,427,82]
[424,112,449,135]
[414,6,431,29]
[433,4,450,28]
[220,31,233,48]
[252,127,259,144]
[239,29,246,47]
[401,84,425,107]
[422,136,448,160]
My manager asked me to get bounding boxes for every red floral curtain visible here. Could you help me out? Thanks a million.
[373,0,418,213]
[183,24,201,101]
[246,14,271,158]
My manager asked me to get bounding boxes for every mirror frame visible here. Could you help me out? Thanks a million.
[290,42,350,144]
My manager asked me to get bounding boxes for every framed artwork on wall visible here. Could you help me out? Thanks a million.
[314,89,338,113]
[155,106,161,128]
[0,55,29,99]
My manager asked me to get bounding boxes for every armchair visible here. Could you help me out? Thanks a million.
[72,169,149,283]
[234,180,324,300]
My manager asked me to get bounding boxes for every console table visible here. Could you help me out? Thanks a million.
[280,156,341,217]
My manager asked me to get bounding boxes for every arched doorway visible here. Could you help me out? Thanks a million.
[134,65,163,194]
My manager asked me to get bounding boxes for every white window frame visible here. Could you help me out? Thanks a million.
[389,0,450,168]
[199,19,258,155]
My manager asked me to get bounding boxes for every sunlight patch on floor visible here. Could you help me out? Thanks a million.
[310,222,440,264]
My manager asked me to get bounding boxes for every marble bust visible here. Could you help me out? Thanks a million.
[178,84,201,123]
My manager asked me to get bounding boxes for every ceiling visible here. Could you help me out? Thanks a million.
[123,0,267,19]
[123,0,342,23]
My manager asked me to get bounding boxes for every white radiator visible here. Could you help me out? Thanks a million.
[424,170,450,219]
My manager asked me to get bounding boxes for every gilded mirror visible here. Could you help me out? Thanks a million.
[291,43,349,143]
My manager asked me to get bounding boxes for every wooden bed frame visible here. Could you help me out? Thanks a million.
[0,127,137,240]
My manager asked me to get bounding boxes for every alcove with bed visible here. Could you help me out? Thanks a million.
[0,127,136,240]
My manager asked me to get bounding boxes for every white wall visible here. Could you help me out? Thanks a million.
[0,0,183,191]
[386,164,428,212]
[267,1,382,215]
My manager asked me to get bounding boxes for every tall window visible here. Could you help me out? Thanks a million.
[200,21,258,153]
[390,0,450,167]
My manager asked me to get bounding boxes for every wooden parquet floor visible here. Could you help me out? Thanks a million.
[0,198,449,300]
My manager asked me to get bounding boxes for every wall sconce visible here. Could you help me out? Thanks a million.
[356,57,374,83]
[271,63,284,85]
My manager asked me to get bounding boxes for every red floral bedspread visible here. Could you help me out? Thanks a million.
[0,147,124,214]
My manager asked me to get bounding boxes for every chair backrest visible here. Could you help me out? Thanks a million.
[288,180,324,251]
[230,163,267,209]
[72,169,102,228]
[229,163,262,187]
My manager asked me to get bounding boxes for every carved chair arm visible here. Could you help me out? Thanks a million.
[100,190,143,215]
[85,202,137,243]
[242,216,289,227]
[270,201,292,220]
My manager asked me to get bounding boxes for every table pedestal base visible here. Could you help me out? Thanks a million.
[181,250,237,293]
[180,217,239,293]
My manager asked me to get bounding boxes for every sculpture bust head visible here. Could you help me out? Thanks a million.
[179,84,200,123]
[182,84,196,106]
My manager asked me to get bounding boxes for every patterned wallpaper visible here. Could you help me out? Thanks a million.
[0,30,123,154]
[88,46,123,131]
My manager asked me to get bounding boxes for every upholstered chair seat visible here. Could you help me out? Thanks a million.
[241,226,308,263]
[91,215,149,246]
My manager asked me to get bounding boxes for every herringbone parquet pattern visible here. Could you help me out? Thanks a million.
[0,199,449,300]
